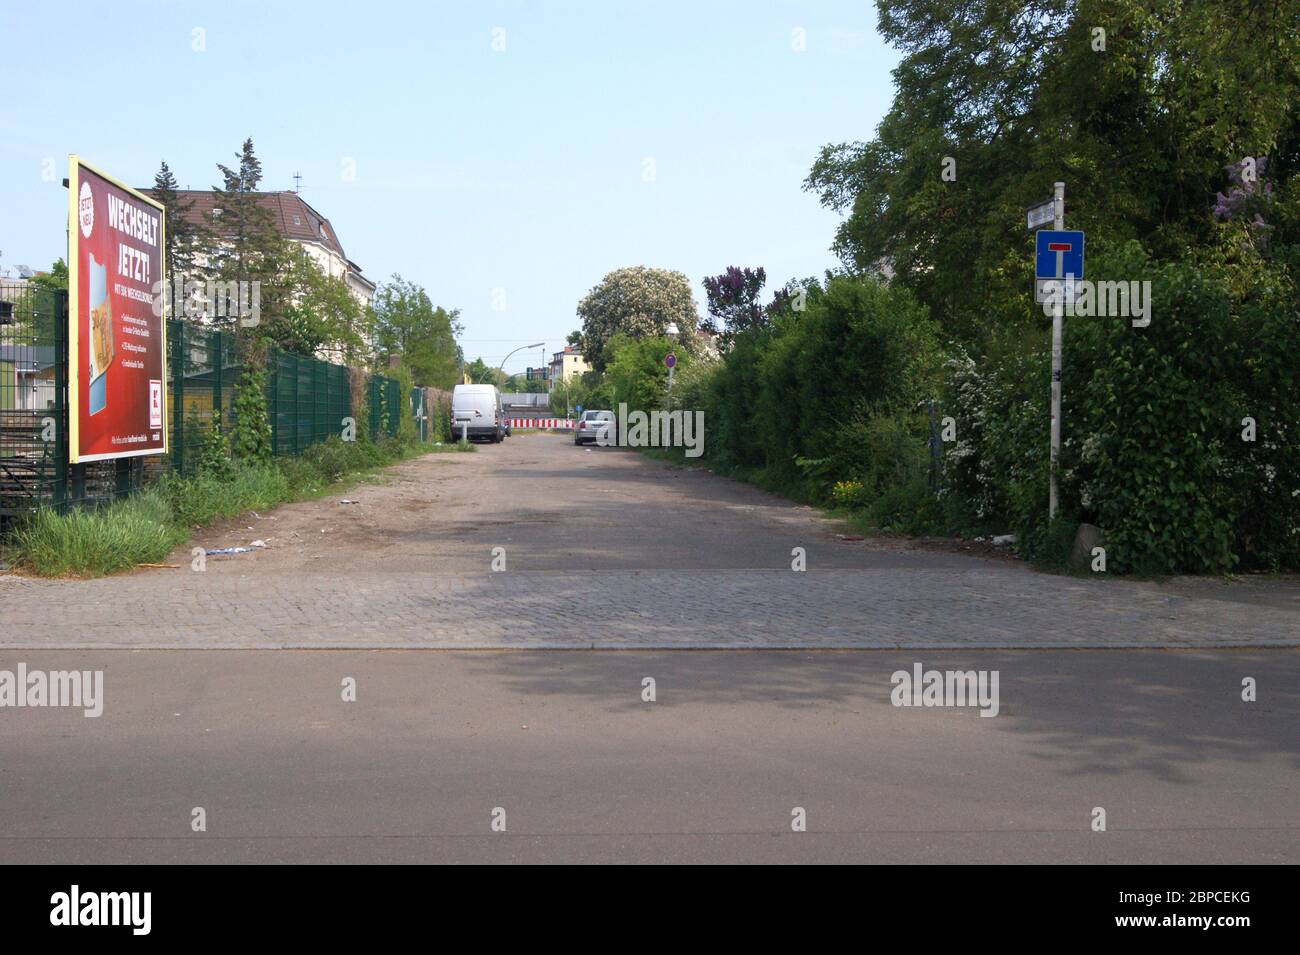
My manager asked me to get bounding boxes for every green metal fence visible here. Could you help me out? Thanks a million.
[168,318,234,478]
[170,321,402,474]
[268,348,353,459]
[1,284,407,528]
[1,282,70,524]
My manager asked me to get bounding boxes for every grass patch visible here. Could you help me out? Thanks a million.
[158,466,293,528]
[413,439,478,451]
[5,435,439,578]
[8,489,187,578]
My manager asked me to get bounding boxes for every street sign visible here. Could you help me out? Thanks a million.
[1026,198,1055,230]
[1034,229,1085,303]
[664,353,676,370]
[1035,229,1084,280]
[575,404,582,413]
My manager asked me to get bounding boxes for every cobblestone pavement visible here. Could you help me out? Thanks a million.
[2,434,1297,649]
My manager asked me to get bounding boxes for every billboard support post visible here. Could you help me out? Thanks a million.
[173,321,185,475]
[54,289,69,508]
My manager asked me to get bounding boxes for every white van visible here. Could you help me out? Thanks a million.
[451,384,506,443]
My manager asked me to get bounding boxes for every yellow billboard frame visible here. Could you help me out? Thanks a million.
[67,155,168,463]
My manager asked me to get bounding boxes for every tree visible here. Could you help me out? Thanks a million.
[604,334,681,411]
[207,138,288,463]
[209,138,292,337]
[371,274,463,387]
[551,370,608,417]
[263,251,372,360]
[702,266,769,342]
[152,160,209,284]
[576,266,701,372]
[803,0,1300,348]
[504,374,547,393]
[466,357,505,385]
[31,258,67,292]
[9,258,66,338]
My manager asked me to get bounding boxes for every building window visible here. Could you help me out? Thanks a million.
[293,215,301,226]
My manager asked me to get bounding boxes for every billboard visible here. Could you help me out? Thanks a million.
[67,156,168,462]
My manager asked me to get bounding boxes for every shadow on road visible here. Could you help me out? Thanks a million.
[461,649,1300,784]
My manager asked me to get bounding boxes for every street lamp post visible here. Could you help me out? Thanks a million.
[491,341,543,437]
[664,322,679,407]
[498,341,545,384]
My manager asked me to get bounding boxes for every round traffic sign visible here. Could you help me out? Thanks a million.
[664,353,677,370]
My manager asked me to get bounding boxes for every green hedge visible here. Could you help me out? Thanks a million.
[944,241,1300,572]
[669,252,1299,574]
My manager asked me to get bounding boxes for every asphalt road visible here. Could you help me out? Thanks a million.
[0,649,1294,864]
[1,435,1296,863]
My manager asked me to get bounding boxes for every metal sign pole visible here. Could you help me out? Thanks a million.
[1049,181,1064,520]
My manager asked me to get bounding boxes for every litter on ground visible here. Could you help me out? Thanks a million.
[205,541,268,557]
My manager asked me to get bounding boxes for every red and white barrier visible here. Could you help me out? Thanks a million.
[507,418,574,430]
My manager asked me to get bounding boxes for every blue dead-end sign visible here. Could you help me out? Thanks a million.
[1035,230,1085,282]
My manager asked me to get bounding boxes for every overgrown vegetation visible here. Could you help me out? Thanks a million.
[6,434,437,578]
[651,244,1300,573]
[571,3,1300,575]
[8,491,188,579]
[230,364,273,463]
[6,135,472,578]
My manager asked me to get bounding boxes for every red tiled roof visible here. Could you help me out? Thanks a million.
[142,189,353,265]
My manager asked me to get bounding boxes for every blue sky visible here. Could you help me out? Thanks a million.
[0,1,898,374]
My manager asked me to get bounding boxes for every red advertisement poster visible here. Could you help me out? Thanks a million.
[67,156,168,462]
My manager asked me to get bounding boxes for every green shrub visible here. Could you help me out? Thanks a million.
[829,480,867,508]
[157,466,292,528]
[866,476,941,534]
[943,240,1300,573]
[302,436,363,482]
[1067,248,1239,572]
[1018,518,1080,574]
[231,364,273,463]
[197,409,235,479]
[276,456,330,495]
[687,274,944,509]
[605,334,677,411]
[431,393,452,442]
